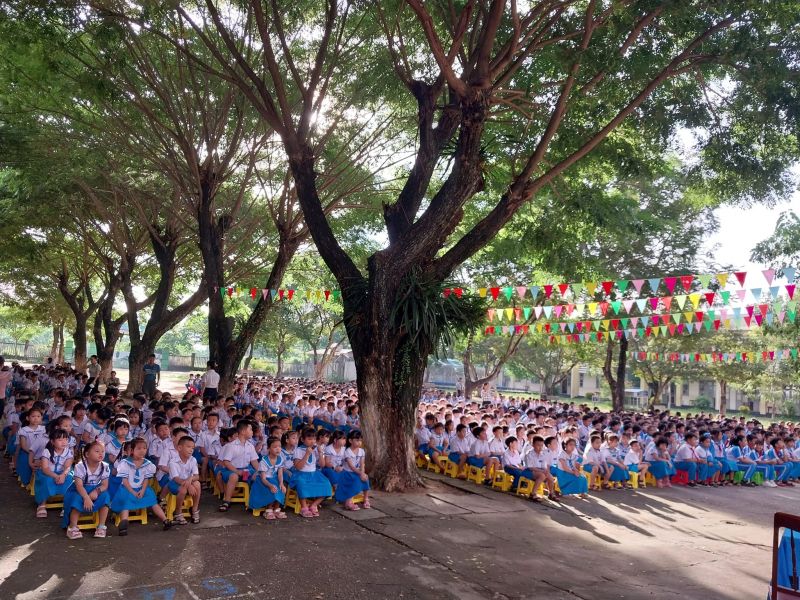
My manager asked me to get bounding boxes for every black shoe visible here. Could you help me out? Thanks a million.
[163,519,172,531]
[687,482,697,487]
[118,519,128,536]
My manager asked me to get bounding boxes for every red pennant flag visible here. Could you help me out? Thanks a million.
[714,320,721,331]
[734,271,747,287]
[454,288,463,298]
[787,284,796,299]
[279,289,285,300]
[324,290,331,301]
[599,302,609,316]
[601,281,613,295]
[704,292,715,305]
[484,326,492,335]
[649,297,659,310]
[759,303,769,316]
[680,275,694,292]
[523,325,529,334]
[668,324,676,335]
[576,322,583,332]
[664,277,677,293]
[662,296,673,311]
[611,319,619,330]
[250,287,257,299]
[695,312,704,322]
[746,306,755,317]
[558,283,569,296]
[763,351,769,361]
[544,323,551,333]
[755,314,763,326]
[744,315,752,327]
[645,326,652,337]
[514,308,522,321]
[544,284,554,298]
[287,289,295,301]
[227,287,233,297]
[490,287,500,301]
[443,288,452,298]
[596,332,603,341]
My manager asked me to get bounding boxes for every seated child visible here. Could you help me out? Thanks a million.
[623,440,650,487]
[166,436,201,523]
[217,420,259,511]
[334,430,371,511]
[582,435,612,491]
[554,438,589,498]
[248,436,287,520]
[291,427,333,518]
[34,428,74,518]
[62,440,111,539]
[110,438,172,535]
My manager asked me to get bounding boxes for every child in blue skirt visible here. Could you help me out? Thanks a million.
[248,436,287,520]
[63,439,111,539]
[321,430,347,488]
[34,428,74,518]
[291,428,332,518]
[17,406,47,487]
[335,430,371,510]
[645,437,676,488]
[110,438,172,535]
[554,438,589,498]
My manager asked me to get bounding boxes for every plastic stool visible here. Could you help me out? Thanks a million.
[165,495,193,520]
[516,477,534,498]
[76,512,101,531]
[491,471,514,492]
[114,507,148,526]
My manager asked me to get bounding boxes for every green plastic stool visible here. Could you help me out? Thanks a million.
[734,471,744,483]
[752,471,764,485]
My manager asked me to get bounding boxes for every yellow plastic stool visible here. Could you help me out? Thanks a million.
[516,477,535,498]
[76,512,101,531]
[284,488,301,514]
[165,495,193,520]
[629,472,639,489]
[467,465,485,484]
[114,507,149,527]
[230,482,250,505]
[491,471,514,492]
[443,460,460,478]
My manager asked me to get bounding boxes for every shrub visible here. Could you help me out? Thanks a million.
[738,405,751,416]
[693,396,712,410]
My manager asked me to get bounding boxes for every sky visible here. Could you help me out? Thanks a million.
[705,190,800,273]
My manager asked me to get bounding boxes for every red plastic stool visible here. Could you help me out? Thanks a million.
[671,470,689,485]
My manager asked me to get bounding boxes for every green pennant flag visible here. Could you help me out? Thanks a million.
[704,320,713,331]
[792,348,798,359]
[616,280,629,292]
[523,307,532,320]
[720,290,731,305]
[788,311,797,323]
[621,318,629,328]
[572,283,584,296]
[637,327,644,337]
[220,289,226,298]
[503,286,513,301]
[672,313,681,324]
[707,310,716,321]
[675,295,687,309]
[333,290,341,301]
[660,325,668,336]
[697,274,712,288]
[593,320,602,331]
[611,301,622,315]
[788,301,798,312]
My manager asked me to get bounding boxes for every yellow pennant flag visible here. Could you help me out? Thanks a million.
[717,273,729,288]
[479,288,487,298]
[588,302,598,315]
[505,308,513,321]
[689,293,701,308]
[585,282,597,296]
[683,311,694,323]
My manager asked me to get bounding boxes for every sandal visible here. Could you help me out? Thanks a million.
[311,506,320,516]
[36,506,48,518]
[93,525,108,538]
[264,510,277,520]
[173,515,188,525]
[362,500,371,509]
[344,502,360,511]
[218,502,231,512]
[274,510,287,519]
[118,519,128,537]
[191,511,200,524]
[66,527,82,540]
[300,508,314,518]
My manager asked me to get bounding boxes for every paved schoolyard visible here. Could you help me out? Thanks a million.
[0,460,785,599]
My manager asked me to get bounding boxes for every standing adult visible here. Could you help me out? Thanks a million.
[0,356,12,412]
[201,361,220,402]
[142,354,161,399]
[87,355,102,394]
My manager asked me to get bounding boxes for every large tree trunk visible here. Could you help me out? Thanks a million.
[719,379,728,417]
[126,342,151,394]
[73,315,88,372]
[613,336,628,412]
[49,321,61,361]
[602,339,617,408]
[243,344,255,372]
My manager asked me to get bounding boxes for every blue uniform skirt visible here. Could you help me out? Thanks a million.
[649,460,675,479]
[552,467,589,495]
[62,483,111,527]
[290,470,332,499]
[108,475,123,498]
[467,457,486,468]
[248,475,285,509]
[608,465,630,483]
[321,467,343,487]
[34,470,73,504]
[7,432,17,455]
[17,449,33,486]
[110,484,158,512]
[334,470,370,502]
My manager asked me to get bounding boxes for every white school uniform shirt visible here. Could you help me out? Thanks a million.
[116,458,157,487]
[582,446,604,466]
[343,447,365,472]
[644,444,662,462]
[324,444,346,468]
[558,449,581,470]
[293,445,318,472]
[82,420,105,442]
[158,445,180,471]
[470,439,490,457]
[168,455,199,481]
[38,447,73,473]
[201,369,220,390]
[450,436,472,454]
[20,425,48,455]
[415,426,431,445]
[502,449,523,469]
[674,444,697,462]
[74,460,111,486]
[198,430,220,454]
[429,432,447,449]
[524,448,549,470]
[488,438,506,455]
[258,454,285,478]
[218,438,258,469]
[147,436,168,459]
[623,448,642,466]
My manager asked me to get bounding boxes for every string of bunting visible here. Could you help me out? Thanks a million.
[445,266,797,304]
[631,349,800,364]
[213,287,342,302]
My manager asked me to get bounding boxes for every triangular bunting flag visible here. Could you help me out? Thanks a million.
[680,275,694,292]
[504,287,513,301]
[763,269,776,285]
[697,274,712,289]
[516,286,528,299]
[648,278,661,293]
[734,272,747,287]
[632,279,645,293]
[664,277,677,294]
[617,280,630,293]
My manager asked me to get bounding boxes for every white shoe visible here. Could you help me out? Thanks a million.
[764,481,778,487]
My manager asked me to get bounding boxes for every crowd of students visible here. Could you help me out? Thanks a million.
[2,361,369,539]
[415,391,800,500]
[3,358,799,541]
